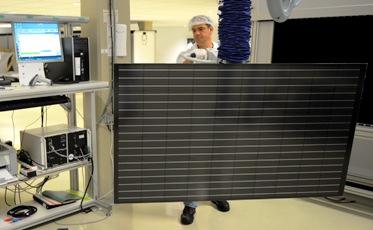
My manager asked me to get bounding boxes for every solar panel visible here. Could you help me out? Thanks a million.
[114,64,366,203]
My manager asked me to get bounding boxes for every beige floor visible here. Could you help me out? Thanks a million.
[1,95,373,230]
[35,197,373,230]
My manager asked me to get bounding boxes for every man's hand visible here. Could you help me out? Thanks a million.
[177,48,217,64]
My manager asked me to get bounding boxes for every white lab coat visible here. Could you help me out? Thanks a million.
[176,41,219,63]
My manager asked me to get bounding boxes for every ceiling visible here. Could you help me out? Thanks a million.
[0,0,81,16]
[131,0,219,26]
[0,0,219,26]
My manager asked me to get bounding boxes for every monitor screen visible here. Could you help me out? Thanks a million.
[13,22,63,63]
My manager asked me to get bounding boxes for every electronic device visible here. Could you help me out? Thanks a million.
[46,37,90,83]
[7,205,37,218]
[0,76,12,86]
[267,0,303,22]
[0,142,18,181]
[12,22,64,86]
[13,22,63,63]
[20,124,91,169]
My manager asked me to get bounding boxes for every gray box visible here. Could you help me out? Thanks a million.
[21,124,91,169]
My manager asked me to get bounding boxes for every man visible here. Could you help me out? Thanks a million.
[176,15,230,225]
[177,15,218,64]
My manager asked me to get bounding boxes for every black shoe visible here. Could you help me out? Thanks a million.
[211,200,230,212]
[180,206,196,225]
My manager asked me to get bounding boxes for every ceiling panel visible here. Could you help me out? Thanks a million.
[0,0,81,16]
[0,0,219,26]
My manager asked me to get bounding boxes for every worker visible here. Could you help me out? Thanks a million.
[177,15,218,64]
[176,15,230,225]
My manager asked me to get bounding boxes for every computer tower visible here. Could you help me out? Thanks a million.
[46,37,90,83]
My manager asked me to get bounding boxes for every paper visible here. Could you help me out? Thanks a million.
[0,168,18,185]
[115,24,127,57]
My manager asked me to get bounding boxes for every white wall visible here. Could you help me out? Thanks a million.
[153,26,190,63]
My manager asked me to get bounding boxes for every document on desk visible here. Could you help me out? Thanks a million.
[0,168,18,185]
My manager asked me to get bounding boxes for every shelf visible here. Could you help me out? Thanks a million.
[0,81,109,102]
[0,160,90,188]
[0,13,108,228]
[0,199,95,230]
[0,13,89,24]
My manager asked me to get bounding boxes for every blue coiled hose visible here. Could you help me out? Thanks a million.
[218,0,252,63]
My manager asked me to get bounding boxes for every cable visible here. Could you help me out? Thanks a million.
[218,0,252,63]
[18,149,47,168]
[36,176,50,193]
[17,184,22,204]
[21,180,41,189]
[97,0,115,125]
[109,0,116,61]
[5,187,11,206]
[46,106,48,127]
[109,124,114,175]
[20,106,51,147]
[54,210,109,226]
[49,145,91,161]
[324,196,356,204]
[41,107,44,127]
[25,178,45,187]
[6,184,34,196]
[80,157,93,212]
[13,185,16,205]
[3,177,52,205]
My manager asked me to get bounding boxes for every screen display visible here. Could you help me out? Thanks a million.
[13,22,63,62]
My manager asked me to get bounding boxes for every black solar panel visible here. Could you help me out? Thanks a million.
[114,64,366,203]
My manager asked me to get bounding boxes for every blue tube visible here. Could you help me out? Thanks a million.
[218,0,252,63]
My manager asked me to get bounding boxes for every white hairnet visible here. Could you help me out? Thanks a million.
[188,15,215,30]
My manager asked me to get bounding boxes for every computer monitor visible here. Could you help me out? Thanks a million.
[12,22,64,85]
[13,22,63,63]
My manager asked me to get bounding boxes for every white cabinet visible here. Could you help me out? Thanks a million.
[131,30,156,63]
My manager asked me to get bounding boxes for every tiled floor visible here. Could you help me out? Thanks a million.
[36,198,373,230]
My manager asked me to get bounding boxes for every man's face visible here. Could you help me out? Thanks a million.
[191,24,213,45]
